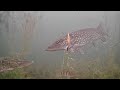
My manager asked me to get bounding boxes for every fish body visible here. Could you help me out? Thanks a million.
[46,23,108,53]
[0,57,34,73]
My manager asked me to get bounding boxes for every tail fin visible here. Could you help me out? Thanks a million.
[97,23,109,37]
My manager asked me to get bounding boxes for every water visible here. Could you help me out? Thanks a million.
[0,11,120,79]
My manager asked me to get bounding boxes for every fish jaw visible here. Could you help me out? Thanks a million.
[45,43,67,51]
[46,37,68,51]
[45,48,65,51]
[17,60,34,68]
[0,60,34,73]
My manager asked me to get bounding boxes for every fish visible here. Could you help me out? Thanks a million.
[46,23,108,54]
[0,57,34,73]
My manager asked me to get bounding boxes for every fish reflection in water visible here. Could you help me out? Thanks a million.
[46,23,108,54]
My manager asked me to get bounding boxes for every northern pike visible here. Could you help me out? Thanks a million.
[0,57,34,73]
[46,23,108,54]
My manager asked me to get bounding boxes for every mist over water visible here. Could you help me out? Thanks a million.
[0,11,120,78]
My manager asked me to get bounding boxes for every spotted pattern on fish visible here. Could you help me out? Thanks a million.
[0,57,34,73]
[46,23,108,53]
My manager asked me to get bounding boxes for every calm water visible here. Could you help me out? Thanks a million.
[0,11,120,78]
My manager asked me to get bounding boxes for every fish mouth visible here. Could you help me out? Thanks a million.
[18,60,34,68]
[0,60,34,73]
[45,48,65,51]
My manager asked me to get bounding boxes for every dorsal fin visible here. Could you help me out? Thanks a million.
[97,22,109,37]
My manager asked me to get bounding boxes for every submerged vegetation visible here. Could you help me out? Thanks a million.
[7,45,117,79]
[0,12,36,79]
[0,11,120,79]
[0,68,31,79]
[29,44,120,79]
[76,49,120,79]
[0,44,120,79]
[0,54,33,79]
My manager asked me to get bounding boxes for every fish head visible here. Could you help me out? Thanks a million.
[0,59,34,73]
[46,32,76,51]
[46,37,69,51]
[16,60,34,68]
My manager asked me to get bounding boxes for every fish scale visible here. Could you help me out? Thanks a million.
[46,23,108,54]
